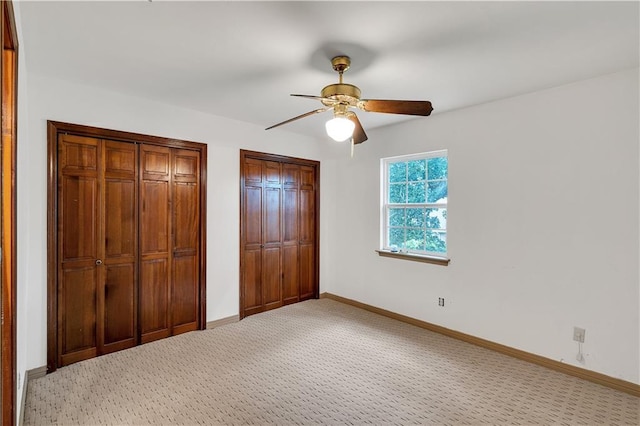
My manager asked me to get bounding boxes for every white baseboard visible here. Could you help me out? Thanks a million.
[206,315,239,329]
[19,366,47,426]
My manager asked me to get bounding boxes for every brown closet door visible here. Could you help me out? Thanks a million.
[139,145,172,344]
[282,163,300,305]
[241,158,283,317]
[241,158,264,317]
[171,149,200,334]
[140,145,201,342]
[299,165,316,300]
[57,136,138,366]
[263,160,282,311]
[240,151,318,319]
[48,121,207,372]
[57,134,100,366]
[101,141,138,354]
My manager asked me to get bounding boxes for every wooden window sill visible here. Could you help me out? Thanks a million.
[375,250,450,266]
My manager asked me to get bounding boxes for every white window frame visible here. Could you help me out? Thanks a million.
[380,149,448,258]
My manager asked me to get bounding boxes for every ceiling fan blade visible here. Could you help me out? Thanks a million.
[265,107,331,130]
[360,99,433,116]
[347,113,368,144]
[290,94,323,100]
[291,94,338,104]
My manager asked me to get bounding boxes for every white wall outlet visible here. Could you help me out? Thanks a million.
[573,326,586,343]
[438,297,445,307]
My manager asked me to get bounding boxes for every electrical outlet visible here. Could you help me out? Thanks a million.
[17,372,21,389]
[438,297,445,307]
[573,326,585,343]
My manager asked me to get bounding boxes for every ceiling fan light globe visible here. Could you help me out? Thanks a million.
[325,117,355,142]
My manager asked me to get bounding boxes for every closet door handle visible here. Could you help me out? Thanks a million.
[260,244,265,248]
[95,259,103,266]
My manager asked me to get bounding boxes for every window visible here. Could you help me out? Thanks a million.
[381,150,448,257]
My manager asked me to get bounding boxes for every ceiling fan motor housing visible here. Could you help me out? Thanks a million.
[321,83,361,107]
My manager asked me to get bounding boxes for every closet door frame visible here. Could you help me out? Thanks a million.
[47,121,207,373]
[239,150,320,319]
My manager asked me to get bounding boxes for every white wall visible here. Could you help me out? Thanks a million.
[324,68,640,384]
[18,70,330,373]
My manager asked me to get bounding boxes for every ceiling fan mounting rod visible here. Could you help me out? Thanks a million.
[331,55,351,84]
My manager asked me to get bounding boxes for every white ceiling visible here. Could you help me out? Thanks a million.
[18,1,640,141]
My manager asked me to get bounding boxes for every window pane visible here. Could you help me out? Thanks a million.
[389,208,405,226]
[389,162,406,183]
[406,208,425,228]
[427,180,447,203]
[389,227,404,247]
[383,152,447,256]
[406,228,426,251]
[426,231,446,253]
[428,157,448,179]
[407,182,426,203]
[407,160,426,182]
[425,208,446,229]
[389,183,406,203]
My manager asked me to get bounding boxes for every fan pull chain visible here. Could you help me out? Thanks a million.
[351,138,354,158]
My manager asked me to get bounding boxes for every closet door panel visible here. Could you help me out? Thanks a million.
[262,176,282,310]
[282,166,299,304]
[264,160,281,185]
[283,188,298,243]
[244,158,263,184]
[299,165,316,300]
[58,134,100,366]
[172,150,199,333]
[242,248,262,314]
[172,256,198,333]
[282,245,299,304]
[140,145,171,343]
[173,184,198,251]
[61,176,97,261]
[60,266,97,365]
[59,134,98,174]
[141,149,170,179]
[104,180,136,257]
[262,247,282,309]
[173,150,199,182]
[264,187,281,245]
[101,141,137,353]
[244,187,262,246]
[299,167,315,244]
[140,181,169,253]
[140,258,170,343]
[103,264,135,348]
[102,179,137,352]
[299,244,315,300]
[105,141,136,177]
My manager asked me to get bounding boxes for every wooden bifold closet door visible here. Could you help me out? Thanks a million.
[48,122,207,372]
[139,145,201,343]
[240,150,319,319]
[57,134,138,366]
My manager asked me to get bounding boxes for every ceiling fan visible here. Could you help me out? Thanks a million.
[266,55,433,144]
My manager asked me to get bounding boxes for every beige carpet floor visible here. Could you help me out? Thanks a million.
[24,298,639,425]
